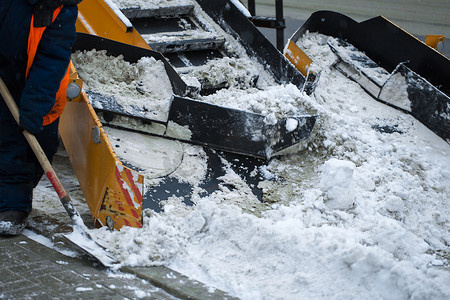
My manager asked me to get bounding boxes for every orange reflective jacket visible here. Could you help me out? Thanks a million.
[27,6,70,126]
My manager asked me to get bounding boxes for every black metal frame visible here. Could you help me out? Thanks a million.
[293,11,450,141]
[247,0,286,51]
[197,0,311,92]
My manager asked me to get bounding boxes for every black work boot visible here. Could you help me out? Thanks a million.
[0,211,29,236]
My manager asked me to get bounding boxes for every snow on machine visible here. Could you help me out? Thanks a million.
[285,10,449,142]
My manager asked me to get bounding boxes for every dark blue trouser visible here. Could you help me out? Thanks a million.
[0,118,59,213]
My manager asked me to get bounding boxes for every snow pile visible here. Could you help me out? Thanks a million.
[198,83,311,117]
[87,31,450,299]
[112,0,192,9]
[72,50,173,121]
[113,0,279,95]
[180,56,273,91]
[142,29,218,44]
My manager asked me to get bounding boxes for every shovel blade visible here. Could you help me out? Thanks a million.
[63,227,117,268]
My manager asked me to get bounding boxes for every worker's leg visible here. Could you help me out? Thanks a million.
[0,118,59,235]
[0,119,34,213]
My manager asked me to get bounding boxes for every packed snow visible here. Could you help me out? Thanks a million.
[142,29,218,44]
[31,0,450,299]
[112,0,192,9]
[72,49,174,121]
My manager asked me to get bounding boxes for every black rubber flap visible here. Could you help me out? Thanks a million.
[394,64,450,141]
[168,96,316,159]
[292,11,449,97]
[195,0,316,94]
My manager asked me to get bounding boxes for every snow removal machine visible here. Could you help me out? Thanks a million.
[60,0,317,230]
[284,11,449,142]
[61,1,448,232]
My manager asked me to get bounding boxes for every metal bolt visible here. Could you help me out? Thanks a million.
[106,216,114,230]
[92,126,101,144]
[66,82,81,99]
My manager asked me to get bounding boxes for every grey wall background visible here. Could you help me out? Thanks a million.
[240,0,450,57]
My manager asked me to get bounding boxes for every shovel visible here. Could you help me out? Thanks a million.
[0,77,117,268]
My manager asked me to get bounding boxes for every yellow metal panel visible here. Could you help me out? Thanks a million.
[425,35,445,50]
[60,0,156,229]
[284,39,313,78]
[96,165,144,229]
[59,89,143,229]
[76,0,150,49]
[60,68,143,229]
[68,63,84,102]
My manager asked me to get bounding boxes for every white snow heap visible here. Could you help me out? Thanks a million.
[319,158,356,210]
[71,50,174,122]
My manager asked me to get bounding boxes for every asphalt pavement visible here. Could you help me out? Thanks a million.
[0,234,175,299]
[0,219,236,300]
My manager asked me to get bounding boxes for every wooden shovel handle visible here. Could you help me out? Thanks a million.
[1,77,118,268]
[0,77,78,219]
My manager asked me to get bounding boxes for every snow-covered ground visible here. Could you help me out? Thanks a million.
[91,33,450,300]
[32,1,449,299]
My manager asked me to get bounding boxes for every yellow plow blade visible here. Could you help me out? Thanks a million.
[59,0,148,230]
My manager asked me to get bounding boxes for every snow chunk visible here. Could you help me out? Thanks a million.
[286,118,299,132]
[320,158,355,210]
